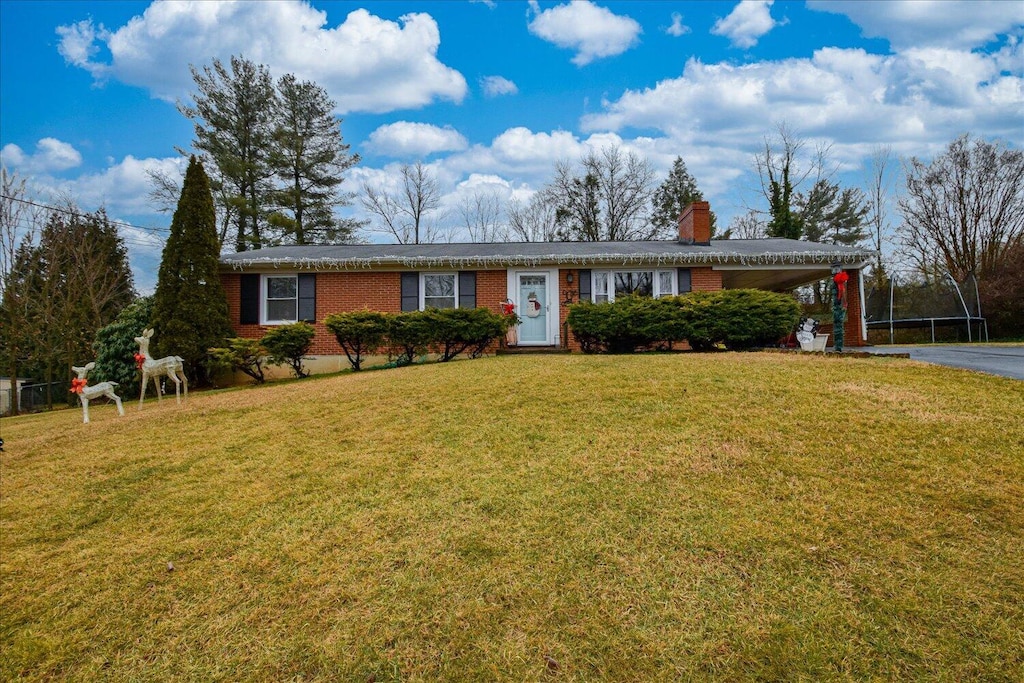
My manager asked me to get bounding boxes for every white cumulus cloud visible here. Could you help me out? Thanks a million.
[56,1,467,114]
[1,138,83,173]
[481,75,519,97]
[366,122,469,157]
[711,1,779,49]
[582,46,1023,155]
[807,0,1023,50]
[666,13,691,38]
[528,0,641,66]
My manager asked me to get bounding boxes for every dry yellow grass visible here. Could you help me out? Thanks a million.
[1,353,1022,681]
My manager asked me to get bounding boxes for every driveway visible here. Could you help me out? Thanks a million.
[866,345,1024,380]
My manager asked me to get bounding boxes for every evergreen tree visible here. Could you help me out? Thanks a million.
[179,56,276,251]
[1,206,133,407]
[92,296,154,397]
[152,157,232,383]
[650,157,718,236]
[269,74,362,244]
[796,179,869,246]
[766,162,800,240]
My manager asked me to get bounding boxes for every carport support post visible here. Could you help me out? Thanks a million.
[831,263,846,352]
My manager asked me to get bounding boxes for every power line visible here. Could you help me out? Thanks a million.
[0,193,171,236]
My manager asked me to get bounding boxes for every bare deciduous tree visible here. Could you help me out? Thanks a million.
[547,145,657,241]
[864,145,897,284]
[361,161,441,244]
[754,122,832,239]
[455,190,506,243]
[727,209,767,239]
[507,193,559,242]
[898,135,1024,281]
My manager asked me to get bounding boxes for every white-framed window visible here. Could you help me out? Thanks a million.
[422,273,458,309]
[264,274,298,324]
[591,269,677,303]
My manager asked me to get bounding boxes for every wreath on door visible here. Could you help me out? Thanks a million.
[525,292,542,318]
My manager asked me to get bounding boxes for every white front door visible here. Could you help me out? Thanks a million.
[517,273,550,345]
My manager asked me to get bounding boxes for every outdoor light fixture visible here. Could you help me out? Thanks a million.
[830,261,842,275]
[566,273,574,283]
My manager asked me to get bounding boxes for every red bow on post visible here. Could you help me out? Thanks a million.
[833,271,849,309]
[134,353,146,370]
[71,378,88,394]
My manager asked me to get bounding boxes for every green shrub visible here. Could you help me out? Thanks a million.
[387,311,433,367]
[669,289,801,350]
[568,297,688,353]
[324,310,389,371]
[569,289,801,353]
[208,338,268,384]
[92,296,154,396]
[261,322,315,378]
[667,291,720,351]
[425,307,509,362]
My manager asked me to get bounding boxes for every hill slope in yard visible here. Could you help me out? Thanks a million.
[2,353,1022,681]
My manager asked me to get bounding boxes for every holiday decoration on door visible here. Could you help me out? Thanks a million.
[525,292,542,318]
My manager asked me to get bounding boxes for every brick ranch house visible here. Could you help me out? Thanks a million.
[219,203,876,368]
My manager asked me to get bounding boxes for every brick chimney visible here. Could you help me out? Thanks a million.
[678,201,711,246]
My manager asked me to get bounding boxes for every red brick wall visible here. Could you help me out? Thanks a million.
[223,270,510,355]
[691,267,722,291]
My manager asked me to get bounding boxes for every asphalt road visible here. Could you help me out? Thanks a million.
[866,345,1024,380]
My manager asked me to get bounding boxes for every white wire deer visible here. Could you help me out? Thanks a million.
[71,362,125,424]
[134,328,188,407]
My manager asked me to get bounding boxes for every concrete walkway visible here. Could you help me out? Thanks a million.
[865,345,1024,380]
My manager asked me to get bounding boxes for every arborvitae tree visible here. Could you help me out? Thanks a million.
[152,157,232,383]
[269,74,362,245]
[651,157,718,237]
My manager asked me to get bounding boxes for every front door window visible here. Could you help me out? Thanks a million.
[518,274,548,344]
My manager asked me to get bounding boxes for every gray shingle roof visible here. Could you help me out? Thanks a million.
[220,239,876,271]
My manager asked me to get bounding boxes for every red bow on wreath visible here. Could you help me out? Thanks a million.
[134,353,146,369]
[71,378,88,394]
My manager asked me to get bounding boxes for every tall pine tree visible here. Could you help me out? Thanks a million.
[650,157,718,237]
[153,156,232,383]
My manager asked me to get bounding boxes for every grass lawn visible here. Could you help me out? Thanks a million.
[2,353,1022,681]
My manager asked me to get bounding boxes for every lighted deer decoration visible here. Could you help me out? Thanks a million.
[71,362,125,424]
[134,328,188,407]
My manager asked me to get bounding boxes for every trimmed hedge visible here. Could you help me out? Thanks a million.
[208,338,269,384]
[261,322,316,378]
[569,289,801,353]
[324,310,389,371]
[323,307,513,370]
[568,296,683,353]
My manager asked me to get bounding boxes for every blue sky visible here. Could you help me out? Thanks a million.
[1,1,1021,292]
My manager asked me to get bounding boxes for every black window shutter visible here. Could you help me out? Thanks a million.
[298,273,316,322]
[401,272,419,311]
[240,274,260,324]
[578,269,592,302]
[459,271,476,308]
[677,268,692,294]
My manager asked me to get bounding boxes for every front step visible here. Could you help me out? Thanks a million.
[496,346,571,355]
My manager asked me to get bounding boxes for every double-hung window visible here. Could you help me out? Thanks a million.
[591,269,677,302]
[265,275,298,323]
[422,273,457,309]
